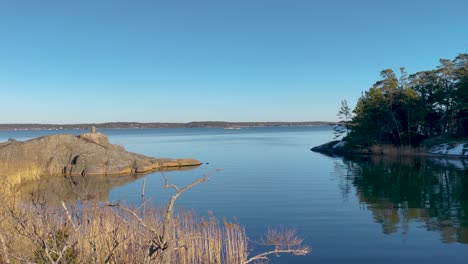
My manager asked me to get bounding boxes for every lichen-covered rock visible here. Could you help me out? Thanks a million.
[78,132,110,145]
[0,133,201,183]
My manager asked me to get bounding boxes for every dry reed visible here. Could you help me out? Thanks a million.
[0,160,43,186]
[0,199,250,263]
[370,144,426,157]
[0,174,309,263]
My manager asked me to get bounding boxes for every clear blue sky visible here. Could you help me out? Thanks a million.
[0,0,467,124]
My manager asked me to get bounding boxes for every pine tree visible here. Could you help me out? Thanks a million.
[334,99,351,139]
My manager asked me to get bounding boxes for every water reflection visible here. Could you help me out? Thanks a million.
[15,166,199,205]
[341,155,468,243]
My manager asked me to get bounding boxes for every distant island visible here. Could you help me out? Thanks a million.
[0,121,333,131]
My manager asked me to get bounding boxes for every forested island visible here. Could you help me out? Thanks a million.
[0,121,331,131]
[316,53,468,156]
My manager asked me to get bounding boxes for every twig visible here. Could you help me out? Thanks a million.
[163,175,180,192]
[141,178,146,198]
[242,248,311,264]
[61,201,79,232]
[107,203,159,236]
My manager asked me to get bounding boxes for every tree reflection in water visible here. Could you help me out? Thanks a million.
[339,155,468,243]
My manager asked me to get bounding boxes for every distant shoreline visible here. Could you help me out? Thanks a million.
[0,121,334,131]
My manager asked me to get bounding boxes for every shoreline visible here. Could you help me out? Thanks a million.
[311,141,468,160]
[0,132,202,184]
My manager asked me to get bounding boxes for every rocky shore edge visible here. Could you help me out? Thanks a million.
[311,140,468,158]
[0,131,201,183]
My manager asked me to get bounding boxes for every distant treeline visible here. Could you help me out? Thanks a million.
[344,53,468,147]
[0,121,332,130]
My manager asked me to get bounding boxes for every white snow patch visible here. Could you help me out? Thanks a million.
[332,141,347,149]
[429,143,468,156]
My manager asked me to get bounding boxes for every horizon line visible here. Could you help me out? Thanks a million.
[0,120,334,126]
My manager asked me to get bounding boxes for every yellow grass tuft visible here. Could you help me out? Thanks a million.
[0,160,44,185]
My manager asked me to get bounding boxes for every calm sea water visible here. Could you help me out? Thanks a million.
[2,126,468,263]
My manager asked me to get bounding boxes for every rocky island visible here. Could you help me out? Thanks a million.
[0,130,201,184]
[311,140,468,159]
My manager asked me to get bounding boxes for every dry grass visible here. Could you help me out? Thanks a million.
[173,212,248,264]
[370,144,426,157]
[0,175,310,263]
[0,198,249,263]
[0,159,67,186]
[0,160,43,185]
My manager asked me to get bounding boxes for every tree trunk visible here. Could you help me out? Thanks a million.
[159,175,210,264]
[391,112,402,145]
[407,109,411,146]
[160,196,176,264]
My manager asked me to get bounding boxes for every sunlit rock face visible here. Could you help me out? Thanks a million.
[0,132,201,184]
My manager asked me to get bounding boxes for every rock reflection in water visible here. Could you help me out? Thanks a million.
[15,166,199,205]
[340,155,468,244]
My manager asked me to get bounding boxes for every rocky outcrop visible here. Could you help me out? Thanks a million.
[311,140,347,155]
[0,132,201,183]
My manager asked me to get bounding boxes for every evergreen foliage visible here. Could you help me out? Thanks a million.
[334,99,351,139]
[345,53,468,147]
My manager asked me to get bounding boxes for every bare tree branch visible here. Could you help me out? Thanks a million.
[243,227,311,264]
[159,169,221,264]
[106,203,159,237]
[163,175,180,192]
[61,201,79,232]
[242,248,311,264]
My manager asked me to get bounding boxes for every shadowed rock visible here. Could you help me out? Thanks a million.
[0,132,201,183]
[311,140,346,156]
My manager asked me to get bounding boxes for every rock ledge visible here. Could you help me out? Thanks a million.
[0,132,201,182]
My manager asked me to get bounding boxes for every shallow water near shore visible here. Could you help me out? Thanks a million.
[2,126,468,263]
